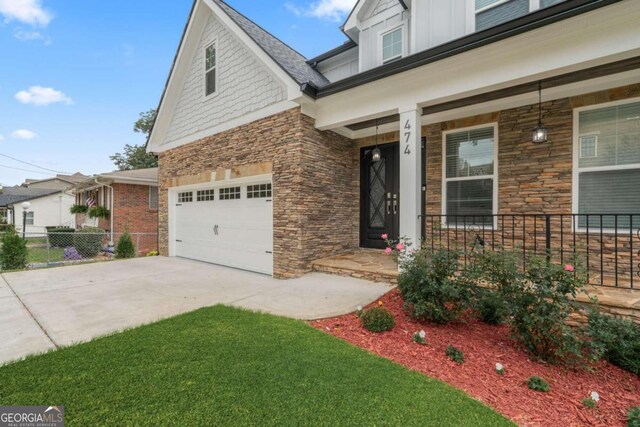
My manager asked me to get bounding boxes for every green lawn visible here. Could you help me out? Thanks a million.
[0,307,514,426]
[27,246,64,263]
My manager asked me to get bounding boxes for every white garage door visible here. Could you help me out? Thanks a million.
[173,179,273,275]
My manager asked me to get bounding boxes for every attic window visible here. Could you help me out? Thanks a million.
[382,28,403,64]
[205,42,217,96]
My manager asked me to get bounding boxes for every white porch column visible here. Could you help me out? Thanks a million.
[399,106,422,250]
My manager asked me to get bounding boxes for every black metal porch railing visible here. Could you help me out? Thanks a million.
[423,214,640,289]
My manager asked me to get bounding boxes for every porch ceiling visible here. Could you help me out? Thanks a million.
[346,56,640,132]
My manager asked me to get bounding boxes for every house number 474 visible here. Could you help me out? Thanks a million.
[404,120,412,155]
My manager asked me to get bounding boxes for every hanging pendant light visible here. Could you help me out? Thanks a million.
[532,81,548,143]
[372,120,382,162]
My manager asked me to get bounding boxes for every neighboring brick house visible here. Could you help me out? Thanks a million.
[72,168,159,255]
[147,0,639,283]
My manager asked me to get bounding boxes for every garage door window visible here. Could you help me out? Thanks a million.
[178,192,193,203]
[247,184,272,199]
[196,189,215,201]
[219,187,241,200]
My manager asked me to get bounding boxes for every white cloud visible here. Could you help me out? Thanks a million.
[287,0,356,21]
[0,0,52,26]
[15,86,72,106]
[11,129,38,140]
[0,134,4,141]
[13,28,51,44]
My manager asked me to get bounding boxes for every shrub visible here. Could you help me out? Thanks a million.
[398,248,472,324]
[46,227,75,248]
[471,250,594,364]
[73,227,105,258]
[476,289,508,325]
[360,307,395,333]
[0,229,28,270]
[115,232,136,259]
[445,345,464,364]
[88,206,110,219]
[526,376,550,392]
[627,407,640,427]
[69,204,88,214]
[587,310,640,376]
[0,224,15,233]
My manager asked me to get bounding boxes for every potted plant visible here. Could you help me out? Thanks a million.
[88,206,110,219]
[70,204,89,214]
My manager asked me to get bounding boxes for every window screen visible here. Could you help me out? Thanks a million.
[444,126,496,226]
[577,101,640,228]
[382,28,402,63]
[205,43,216,96]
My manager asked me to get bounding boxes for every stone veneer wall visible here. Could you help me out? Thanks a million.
[353,84,640,289]
[158,108,357,279]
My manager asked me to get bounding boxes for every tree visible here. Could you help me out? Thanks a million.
[134,109,157,136]
[110,144,158,171]
[109,109,158,171]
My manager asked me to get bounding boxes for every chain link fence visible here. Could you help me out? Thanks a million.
[2,229,158,270]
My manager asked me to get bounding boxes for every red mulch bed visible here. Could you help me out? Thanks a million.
[311,289,640,427]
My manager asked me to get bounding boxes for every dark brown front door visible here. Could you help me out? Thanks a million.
[361,143,399,249]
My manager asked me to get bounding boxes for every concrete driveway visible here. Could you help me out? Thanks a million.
[0,257,391,365]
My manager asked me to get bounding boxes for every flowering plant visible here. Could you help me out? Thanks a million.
[495,363,505,375]
[382,235,412,262]
[413,330,427,345]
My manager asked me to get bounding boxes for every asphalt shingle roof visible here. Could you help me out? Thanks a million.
[211,0,329,88]
[0,187,61,207]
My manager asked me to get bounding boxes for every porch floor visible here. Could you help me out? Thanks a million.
[312,249,399,285]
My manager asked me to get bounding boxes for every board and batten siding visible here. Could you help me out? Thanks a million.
[359,3,410,72]
[412,0,470,53]
[317,48,359,83]
[163,12,287,146]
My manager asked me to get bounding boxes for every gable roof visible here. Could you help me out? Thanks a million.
[24,172,89,187]
[74,168,159,191]
[1,187,62,207]
[210,0,328,88]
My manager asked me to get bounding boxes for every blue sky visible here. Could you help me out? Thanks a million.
[0,0,356,186]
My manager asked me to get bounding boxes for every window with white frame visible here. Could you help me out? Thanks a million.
[178,192,193,203]
[576,99,640,229]
[25,212,34,226]
[149,187,159,210]
[381,27,403,64]
[196,189,215,202]
[205,42,217,96]
[219,187,241,200]
[444,126,496,226]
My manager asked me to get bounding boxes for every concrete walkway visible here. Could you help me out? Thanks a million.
[0,257,391,365]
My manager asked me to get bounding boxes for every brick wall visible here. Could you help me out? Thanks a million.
[158,108,357,279]
[111,183,158,256]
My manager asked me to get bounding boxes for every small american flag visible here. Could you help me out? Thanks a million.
[86,195,96,208]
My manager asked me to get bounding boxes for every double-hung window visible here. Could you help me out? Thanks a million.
[443,125,497,226]
[205,42,217,96]
[575,99,640,229]
[381,27,403,64]
[25,212,34,226]
[149,187,159,210]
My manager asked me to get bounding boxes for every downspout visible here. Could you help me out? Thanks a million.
[95,178,115,246]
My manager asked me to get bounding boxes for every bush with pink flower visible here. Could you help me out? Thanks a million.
[382,235,412,262]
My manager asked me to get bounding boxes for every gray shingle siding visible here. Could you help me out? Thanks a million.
[541,0,566,8]
[476,0,530,32]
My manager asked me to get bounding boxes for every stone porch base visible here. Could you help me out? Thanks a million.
[311,250,640,323]
[312,249,399,285]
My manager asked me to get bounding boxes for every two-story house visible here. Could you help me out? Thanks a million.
[147,0,640,287]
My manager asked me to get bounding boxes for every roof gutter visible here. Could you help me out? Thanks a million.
[313,0,625,98]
